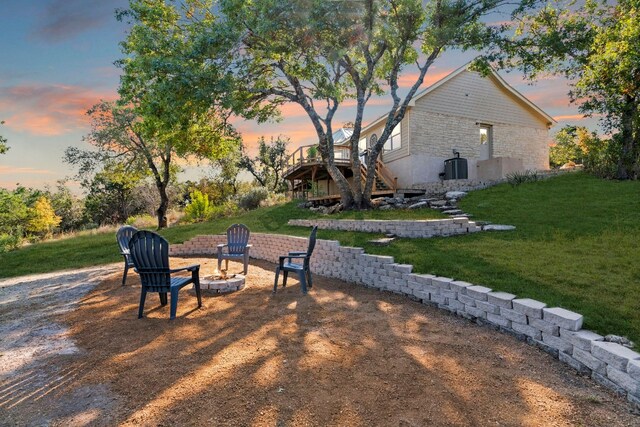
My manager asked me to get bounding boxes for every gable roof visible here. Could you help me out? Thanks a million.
[362,62,556,133]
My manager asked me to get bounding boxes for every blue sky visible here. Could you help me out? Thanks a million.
[0,1,594,192]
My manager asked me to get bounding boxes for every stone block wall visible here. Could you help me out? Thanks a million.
[287,218,481,238]
[170,233,640,405]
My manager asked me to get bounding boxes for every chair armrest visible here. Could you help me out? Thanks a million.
[217,244,228,248]
[169,264,200,273]
[246,244,253,248]
[288,251,306,256]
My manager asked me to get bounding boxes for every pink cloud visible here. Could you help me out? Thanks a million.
[553,114,589,121]
[397,70,453,89]
[0,165,55,175]
[0,83,117,136]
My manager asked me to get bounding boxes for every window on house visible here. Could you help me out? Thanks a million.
[383,123,401,152]
[358,137,367,153]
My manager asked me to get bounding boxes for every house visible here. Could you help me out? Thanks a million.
[284,64,556,201]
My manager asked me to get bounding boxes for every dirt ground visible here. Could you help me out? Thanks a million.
[1,258,639,426]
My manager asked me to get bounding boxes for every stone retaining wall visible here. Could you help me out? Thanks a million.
[170,233,640,406]
[288,217,481,238]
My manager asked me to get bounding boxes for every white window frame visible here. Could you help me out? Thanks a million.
[383,123,402,152]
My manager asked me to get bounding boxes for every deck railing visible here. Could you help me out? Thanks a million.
[286,145,352,173]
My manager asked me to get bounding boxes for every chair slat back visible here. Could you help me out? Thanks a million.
[116,225,138,256]
[129,230,171,292]
[227,224,250,254]
[306,226,318,257]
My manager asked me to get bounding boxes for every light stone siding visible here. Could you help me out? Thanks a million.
[359,70,552,185]
[170,232,640,407]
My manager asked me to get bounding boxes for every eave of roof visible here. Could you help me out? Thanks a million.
[361,61,556,133]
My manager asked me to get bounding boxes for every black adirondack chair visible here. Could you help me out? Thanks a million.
[116,225,138,286]
[273,226,318,294]
[128,230,202,320]
[217,224,252,274]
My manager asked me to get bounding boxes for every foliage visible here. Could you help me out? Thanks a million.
[306,145,319,159]
[582,134,623,179]
[128,0,534,208]
[184,189,214,222]
[81,161,147,225]
[208,200,240,220]
[26,196,61,238]
[47,181,87,232]
[486,0,640,179]
[238,136,290,193]
[0,232,21,253]
[4,173,640,346]
[506,170,541,187]
[70,0,243,229]
[0,120,8,154]
[236,187,270,211]
[550,126,587,168]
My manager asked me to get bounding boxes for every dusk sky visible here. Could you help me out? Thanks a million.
[0,1,596,192]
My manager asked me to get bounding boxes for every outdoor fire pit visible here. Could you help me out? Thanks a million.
[199,270,246,294]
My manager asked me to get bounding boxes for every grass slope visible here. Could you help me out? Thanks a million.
[1,172,638,344]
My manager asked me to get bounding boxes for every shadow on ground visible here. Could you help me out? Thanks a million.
[1,259,636,426]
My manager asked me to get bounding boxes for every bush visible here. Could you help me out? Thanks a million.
[184,189,214,222]
[209,200,240,219]
[583,135,621,178]
[237,187,269,210]
[506,170,541,187]
[0,230,22,253]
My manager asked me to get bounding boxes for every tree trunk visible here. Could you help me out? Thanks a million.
[615,95,638,180]
[156,186,169,229]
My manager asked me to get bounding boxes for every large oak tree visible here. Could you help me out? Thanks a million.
[485,0,640,179]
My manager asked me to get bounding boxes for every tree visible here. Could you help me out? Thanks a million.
[238,136,289,193]
[80,161,147,225]
[550,125,588,168]
[202,0,537,208]
[0,121,9,154]
[107,0,244,227]
[26,196,61,237]
[121,0,535,208]
[47,181,87,232]
[485,0,640,179]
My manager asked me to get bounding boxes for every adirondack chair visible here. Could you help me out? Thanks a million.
[273,226,318,294]
[217,224,252,274]
[116,225,138,286]
[128,230,202,320]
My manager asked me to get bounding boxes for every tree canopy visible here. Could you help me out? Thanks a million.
[0,121,9,154]
[121,0,540,208]
[485,0,640,179]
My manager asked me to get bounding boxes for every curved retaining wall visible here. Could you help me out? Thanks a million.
[288,217,480,238]
[171,233,640,407]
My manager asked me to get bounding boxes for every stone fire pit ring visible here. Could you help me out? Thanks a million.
[198,274,246,294]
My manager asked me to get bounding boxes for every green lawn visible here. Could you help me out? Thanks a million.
[1,172,638,345]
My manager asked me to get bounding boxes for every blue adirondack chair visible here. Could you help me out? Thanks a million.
[273,226,318,294]
[116,225,138,286]
[128,230,202,320]
[217,224,252,274]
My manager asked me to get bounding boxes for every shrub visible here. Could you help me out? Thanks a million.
[237,187,269,210]
[506,170,541,187]
[0,230,22,253]
[26,196,61,237]
[184,189,214,222]
[208,200,240,219]
[582,135,621,179]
